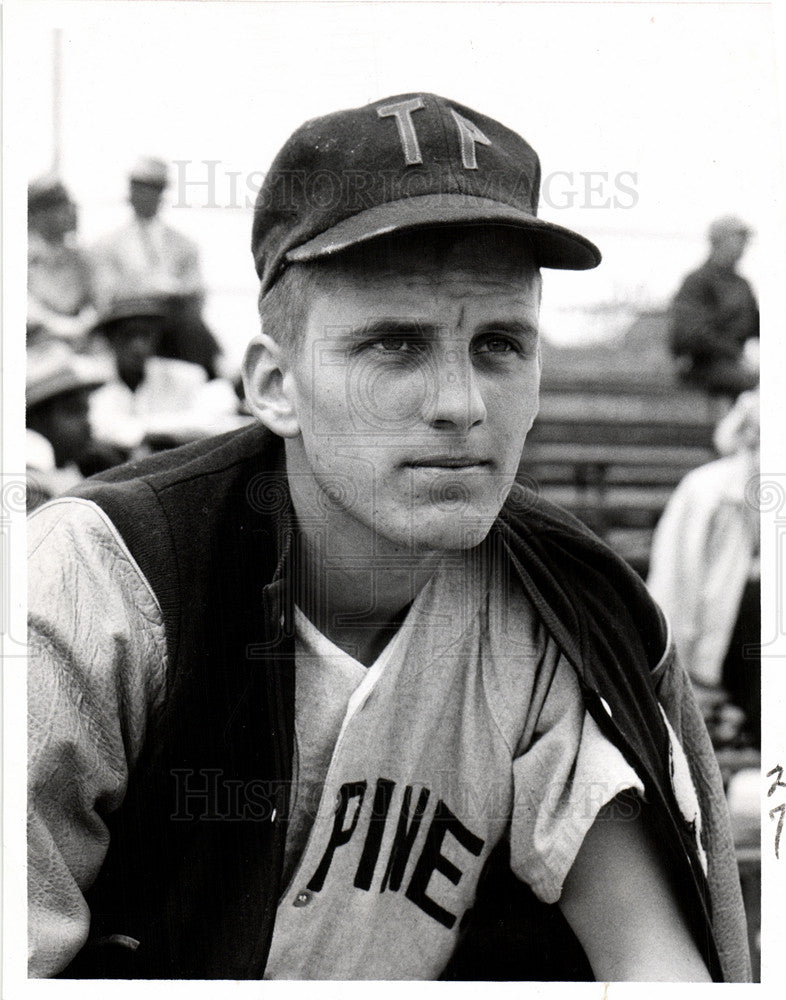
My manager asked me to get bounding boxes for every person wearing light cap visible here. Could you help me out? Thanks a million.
[25,342,110,510]
[668,214,759,396]
[28,94,749,983]
[91,156,222,378]
[27,176,98,351]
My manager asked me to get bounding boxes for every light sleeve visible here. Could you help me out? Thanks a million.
[27,498,167,977]
[509,650,644,904]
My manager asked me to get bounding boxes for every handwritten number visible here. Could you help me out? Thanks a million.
[766,764,786,797]
[769,802,785,859]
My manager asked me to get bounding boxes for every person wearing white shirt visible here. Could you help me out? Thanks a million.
[27,177,98,351]
[91,157,221,378]
[88,295,243,453]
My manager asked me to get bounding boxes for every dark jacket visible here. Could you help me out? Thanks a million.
[669,261,759,363]
[59,423,734,980]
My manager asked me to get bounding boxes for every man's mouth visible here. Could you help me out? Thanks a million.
[404,457,492,469]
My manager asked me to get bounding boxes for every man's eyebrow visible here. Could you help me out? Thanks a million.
[342,319,438,339]
[339,318,539,339]
[475,319,539,338]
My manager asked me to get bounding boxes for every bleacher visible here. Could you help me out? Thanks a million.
[518,372,722,577]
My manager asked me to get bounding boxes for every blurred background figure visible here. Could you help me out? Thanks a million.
[648,390,760,748]
[27,176,98,352]
[88,295,242,454]
[26,342,112,511]
[667,215,759,398]
[91,156,223,379]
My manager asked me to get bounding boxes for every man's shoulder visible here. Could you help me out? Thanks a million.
[497,484,666,667]
[499,483,607,552]
[674,262,715,295]
[673,452,751,505]
[77,422,277,498]
[497,483,638,599]
[66,423,279,552]
[683,262,753,293]
[62,424,284,638]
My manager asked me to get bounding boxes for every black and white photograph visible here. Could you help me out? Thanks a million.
[2,0,785,993]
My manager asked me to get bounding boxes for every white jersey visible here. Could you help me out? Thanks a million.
[265,547,644,980]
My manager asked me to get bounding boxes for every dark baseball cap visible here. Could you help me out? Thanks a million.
[252,92,601,296]
[92,295,169,335]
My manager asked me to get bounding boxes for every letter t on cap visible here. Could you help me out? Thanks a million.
[377,97,426,165]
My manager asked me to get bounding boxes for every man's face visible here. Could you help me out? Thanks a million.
[108,318,161,386]
[282,231,542,555]
[129,181,164,220]
[712,230,749,268]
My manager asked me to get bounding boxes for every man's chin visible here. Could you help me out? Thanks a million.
[401,509,498,554]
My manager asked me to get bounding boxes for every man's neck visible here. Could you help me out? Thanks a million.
[287,478,442,666]
[707,253,737,273]
[295,528,442,667]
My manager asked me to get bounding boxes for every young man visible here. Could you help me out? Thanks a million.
[28,93,749,982]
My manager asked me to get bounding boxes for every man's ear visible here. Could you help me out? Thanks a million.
[242,333,300,438]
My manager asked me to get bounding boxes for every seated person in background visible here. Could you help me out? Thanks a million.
[88,296,241,453]
[667,215,759,398]
[26,343,111,511]
[27,177,98,352]
[648,390,760,748]
[91,156,222,379]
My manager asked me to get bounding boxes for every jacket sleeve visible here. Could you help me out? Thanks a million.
[27,499,167,977]
[652,638,752,982]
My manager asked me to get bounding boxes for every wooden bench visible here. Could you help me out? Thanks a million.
[517,374,722,576]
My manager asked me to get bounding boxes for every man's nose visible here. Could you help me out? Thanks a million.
[424,351,486,431]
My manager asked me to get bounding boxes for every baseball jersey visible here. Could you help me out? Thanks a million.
[264,545,646,980]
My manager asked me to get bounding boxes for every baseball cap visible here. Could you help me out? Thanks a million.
[27,343,110,410]
[252,92,601,296]
[92,295,169,335]
[129,156,169,187]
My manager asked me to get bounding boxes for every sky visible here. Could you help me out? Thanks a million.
[7,0,784,364]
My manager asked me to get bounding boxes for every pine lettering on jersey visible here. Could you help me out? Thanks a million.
[354,777,397,890]
[405,799,484,929]
[380,784,432,892]
[307,778,486,929]
[307,780,367,892]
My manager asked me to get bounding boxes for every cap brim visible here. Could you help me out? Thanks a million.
[92,308,169,335]
[285,194,601,270]
[27,374,106,409]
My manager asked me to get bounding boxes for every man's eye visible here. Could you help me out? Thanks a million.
[367,335,424,354]
[474,335,520,355]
